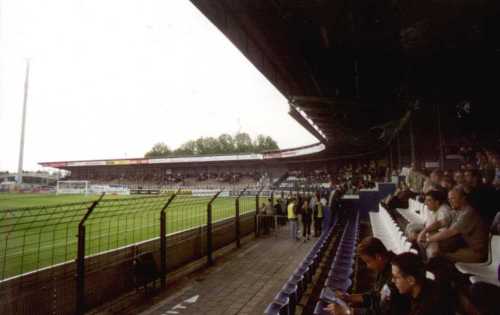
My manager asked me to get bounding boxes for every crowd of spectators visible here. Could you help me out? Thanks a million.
[65,167,267,188]
[361,146,500,315]
[284,161,386,193]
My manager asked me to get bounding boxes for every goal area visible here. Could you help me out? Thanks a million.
[56,180,90,195]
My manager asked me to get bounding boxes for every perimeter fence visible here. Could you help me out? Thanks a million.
[0,187,323,315]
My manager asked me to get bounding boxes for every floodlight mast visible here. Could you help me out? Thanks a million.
[17,60,30,185]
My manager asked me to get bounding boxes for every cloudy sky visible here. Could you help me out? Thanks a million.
[0,0,316,172]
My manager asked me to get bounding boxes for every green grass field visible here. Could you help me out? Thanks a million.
[0,193,257,280]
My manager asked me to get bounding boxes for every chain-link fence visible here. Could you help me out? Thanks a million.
[0,188,325,315]
[0,201,95,279]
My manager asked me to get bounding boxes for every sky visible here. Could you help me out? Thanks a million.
[0,0,316,172]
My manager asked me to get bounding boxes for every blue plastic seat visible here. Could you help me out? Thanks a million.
[273,292,290,315]
[325,277,352,291]
[281,283,298,314]
[264,301,288,315]
[319,286,337,303]
[313,300,330,315]
[288,274,305,298]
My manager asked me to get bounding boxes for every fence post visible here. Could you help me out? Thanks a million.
[160,191,178,289]
[207,191,222,266]
[76,193,104,315]
[235,188,247,249]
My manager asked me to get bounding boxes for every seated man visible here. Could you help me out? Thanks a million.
[406,190,452,246]
[464,169,500,226]
[325,237,410,315]
[422,186,489,263]
[391,252,455,315]
[407,190,455,258]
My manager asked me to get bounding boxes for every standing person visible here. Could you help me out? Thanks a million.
[302,195,312,241]
[262,199,274,234]
[287,196,299,241]
[313,192,323,237]
[296,194,304,237]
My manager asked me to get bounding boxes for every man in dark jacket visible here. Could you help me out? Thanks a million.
[391,252,455,315]
[326,237,410,315]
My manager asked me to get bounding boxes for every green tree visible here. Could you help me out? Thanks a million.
[145,142,171,157]
[204,137,222,154]
[218,134,235,153]
[145,133,280,157]
[173,140,196,156]
[234,132,253,153]
[254,134,279,152]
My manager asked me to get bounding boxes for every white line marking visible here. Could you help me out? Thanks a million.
[184,295,199,304]
[172,304,186,310]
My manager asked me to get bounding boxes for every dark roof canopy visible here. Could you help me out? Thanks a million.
[190,0,500,155]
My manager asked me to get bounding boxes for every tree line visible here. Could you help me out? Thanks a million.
[145,132,279,158]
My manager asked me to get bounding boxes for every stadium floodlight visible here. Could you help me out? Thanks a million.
[56,180,90,195]
[17,60,31,185]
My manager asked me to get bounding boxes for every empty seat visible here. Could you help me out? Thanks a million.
[281,283,298,314]
[456,235,499,276]
[325,277,352,292]
[469,274,500,287]
[313,300,330,315]
[264,301,288,315]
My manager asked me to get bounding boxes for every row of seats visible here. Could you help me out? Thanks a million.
[396,198,500,287]
[313,212,360,314]
[456,234,500,287]
[369,204,414,254]
[264,215,339,315]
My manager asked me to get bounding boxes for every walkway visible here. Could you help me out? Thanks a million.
[139,228,318,315]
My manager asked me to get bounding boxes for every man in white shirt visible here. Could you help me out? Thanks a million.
[405,190,454,258]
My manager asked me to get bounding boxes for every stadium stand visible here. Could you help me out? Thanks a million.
[2,0,499,314]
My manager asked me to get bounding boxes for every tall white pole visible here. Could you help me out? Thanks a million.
[17,60,30,184]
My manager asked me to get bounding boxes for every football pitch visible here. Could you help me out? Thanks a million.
[0,193,257,280]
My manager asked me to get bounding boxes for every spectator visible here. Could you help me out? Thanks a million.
[302,196,312,241]
[262,199,274,234]
[391,252,455,315]
[287,196,299,241]
[422,170,443,194]
[414,191,455,259]
[406,190,453,249]
[313,192,324,237]
[453,170,465,186]
[264,198,274,215]
[406,163,425,194]
[329,237,410,315]
[463,169,500,226]
[423,186,488,263]
[381,182,413,211]
[439,176,454,193]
